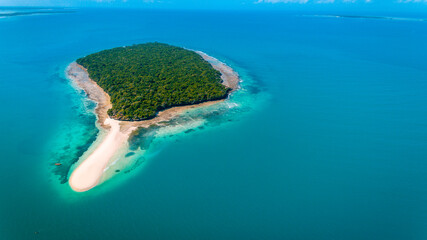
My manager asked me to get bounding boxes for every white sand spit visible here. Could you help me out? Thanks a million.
[69,119,134,192]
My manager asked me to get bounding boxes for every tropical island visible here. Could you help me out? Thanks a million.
[76,43,231,121]
[67,42,240,192]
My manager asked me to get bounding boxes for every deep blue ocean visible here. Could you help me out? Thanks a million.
[0,8,427,240]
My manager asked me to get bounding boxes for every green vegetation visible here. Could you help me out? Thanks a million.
[76,43,230,121]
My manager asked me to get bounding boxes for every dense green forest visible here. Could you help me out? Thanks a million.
[77,43,230,121]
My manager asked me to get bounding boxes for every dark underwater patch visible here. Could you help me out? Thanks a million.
[184,129,195,134]
[50,115,99,184]
[124,157,146,174]
[125,152,135,157]
[128,125,160,151]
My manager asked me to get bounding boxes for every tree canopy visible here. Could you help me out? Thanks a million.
[77,43,230,121]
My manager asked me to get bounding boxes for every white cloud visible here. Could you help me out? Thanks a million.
[317,0,335,3]
[397,0,427,2]
[256,0,368,3]
[255,0,309,3]
[94,0,156,2]
[256,0,425,3]
[343,0,372,2]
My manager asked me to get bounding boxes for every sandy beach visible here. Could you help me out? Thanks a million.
[67,51,240,192]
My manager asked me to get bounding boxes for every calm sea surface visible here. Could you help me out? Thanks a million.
[0,8,426,240]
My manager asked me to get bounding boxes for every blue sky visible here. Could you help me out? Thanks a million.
[1,0,426,12]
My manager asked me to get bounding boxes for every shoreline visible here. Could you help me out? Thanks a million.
[67,51,240,192]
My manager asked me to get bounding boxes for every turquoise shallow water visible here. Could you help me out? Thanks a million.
[0,8,427,239]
